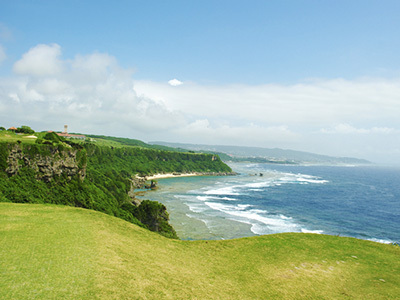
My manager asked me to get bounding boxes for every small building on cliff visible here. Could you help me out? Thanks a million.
[54,125,86,140]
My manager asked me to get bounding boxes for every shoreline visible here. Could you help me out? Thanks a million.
[145,171,237,181]
[145,173,199,180]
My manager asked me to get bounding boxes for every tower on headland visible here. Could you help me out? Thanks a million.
[56,125,85,140]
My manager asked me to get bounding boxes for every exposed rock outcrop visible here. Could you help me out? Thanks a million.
[128,175,147,205]
[5,144,86,182]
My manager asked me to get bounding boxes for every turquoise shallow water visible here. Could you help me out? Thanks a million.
[139,163,400,243]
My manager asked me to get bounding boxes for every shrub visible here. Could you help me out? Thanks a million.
[43,132,65,143]
[135,200,178,239]
[16,126,35,134]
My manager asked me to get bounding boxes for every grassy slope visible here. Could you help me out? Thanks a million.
[0,131,179,152]
[1,203,399,299]
[0,131,38,144]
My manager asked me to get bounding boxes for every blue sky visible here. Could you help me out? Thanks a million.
[1,1,400,163]
[2,0,400,83]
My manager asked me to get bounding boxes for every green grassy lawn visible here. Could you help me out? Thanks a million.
[0,131,133,149]
[0,131,39,144]
[0,130,147,149]
[1,203,399,299]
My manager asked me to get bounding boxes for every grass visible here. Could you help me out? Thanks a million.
[0,131,198,156]
[0,131,136,149]
[1,203,399,299]
[0,130,148,149]
[0,131,39,144]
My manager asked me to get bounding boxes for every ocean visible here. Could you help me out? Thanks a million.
[139,163,400,243]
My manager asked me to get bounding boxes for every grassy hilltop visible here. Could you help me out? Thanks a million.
[1,203,399,299]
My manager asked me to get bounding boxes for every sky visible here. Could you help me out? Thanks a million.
[1,0,400,164]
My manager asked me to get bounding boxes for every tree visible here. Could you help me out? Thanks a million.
[16,126,35,134]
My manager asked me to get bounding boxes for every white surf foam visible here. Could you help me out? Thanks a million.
[204,202,300,235]
[197,195,238,201]
[367,238,394,244]
[204,186,240,195]
[279,214,293,220]
[221,196,238,201]
[197,196,215,201]
[180,167,330,237]
[237,204,253,209]
[301,228,324,234]
[244,181,271,188]
[250,223,268,235]
[277,172,329,185]
[186,202,208,213]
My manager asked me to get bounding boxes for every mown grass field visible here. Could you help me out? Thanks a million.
[0,131,38,144]
[1,203,399,299]
[0,130,171,150]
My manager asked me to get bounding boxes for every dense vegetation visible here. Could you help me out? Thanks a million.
[0,129,232,239]
[83,142,231,176]
[15,125,35,134]
[2,203,399,299]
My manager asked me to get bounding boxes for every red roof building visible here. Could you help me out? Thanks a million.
[56,132,86,140]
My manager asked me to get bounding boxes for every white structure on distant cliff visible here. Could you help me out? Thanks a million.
[56,125,86,140]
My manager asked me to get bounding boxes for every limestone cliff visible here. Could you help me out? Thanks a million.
[5,143,86,182]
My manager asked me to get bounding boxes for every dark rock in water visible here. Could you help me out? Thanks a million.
[150,180,157,189]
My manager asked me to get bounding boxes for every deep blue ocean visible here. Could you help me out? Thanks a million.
[141,163,400,243]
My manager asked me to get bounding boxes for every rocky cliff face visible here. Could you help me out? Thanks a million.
[5,144,86,182]
[128,175,147,205]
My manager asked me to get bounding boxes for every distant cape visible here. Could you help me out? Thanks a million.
[150,142,371,165]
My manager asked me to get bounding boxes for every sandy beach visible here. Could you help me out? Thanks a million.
[146,173,199,180]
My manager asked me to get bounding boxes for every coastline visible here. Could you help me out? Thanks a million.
[145,173,199,180]
[139,163,400,243]
[145,171,237,181]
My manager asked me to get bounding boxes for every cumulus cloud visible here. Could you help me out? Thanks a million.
[0,45,6,65]
[133,77,400,162]
[168,78,183,86]
[0,44,184,138]
[134,78,400,127]
[13,44,64,76]
[2,43,400,163]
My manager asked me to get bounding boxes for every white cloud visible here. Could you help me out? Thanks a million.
[0,44,6,64]
[1,44,185,138]
[134,78,400,127]
[133,77,400,162]
[174,119,300,146]
[2,43,400,163]
[13,44,64,76]
[168,78,183,86]
[8,93,20,103]
[320,124,396,134]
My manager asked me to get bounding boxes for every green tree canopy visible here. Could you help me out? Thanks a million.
[16,126,35,134]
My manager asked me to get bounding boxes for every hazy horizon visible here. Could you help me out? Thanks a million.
[1,1,400,164]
